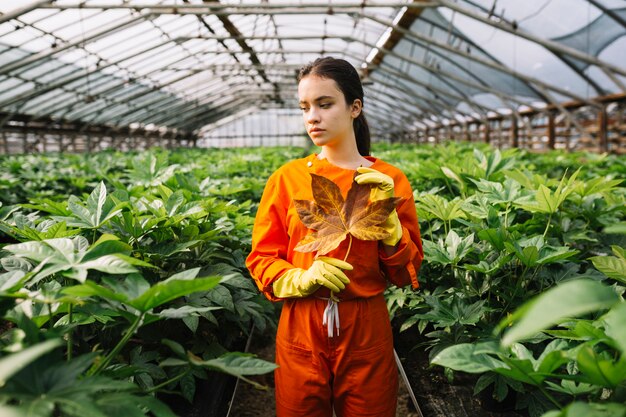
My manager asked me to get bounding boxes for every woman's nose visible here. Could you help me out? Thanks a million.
[307,107,320,124]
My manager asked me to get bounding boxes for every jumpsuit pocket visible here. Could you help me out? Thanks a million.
[275,338,331,413]
[350,295,394,353]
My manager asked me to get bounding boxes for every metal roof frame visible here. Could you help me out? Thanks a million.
[0,0,623,144]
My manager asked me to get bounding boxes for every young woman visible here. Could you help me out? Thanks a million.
[246,57,423,417]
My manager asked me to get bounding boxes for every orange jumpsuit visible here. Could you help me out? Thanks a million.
[246,153,423,417]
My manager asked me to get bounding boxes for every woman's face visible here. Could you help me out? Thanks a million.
[298,75,361,148]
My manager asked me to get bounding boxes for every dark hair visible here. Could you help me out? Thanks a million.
[297,57,370,156]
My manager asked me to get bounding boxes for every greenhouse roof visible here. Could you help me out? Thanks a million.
[0,0,624,139]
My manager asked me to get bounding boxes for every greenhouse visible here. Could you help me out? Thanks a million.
[0,1,625,417]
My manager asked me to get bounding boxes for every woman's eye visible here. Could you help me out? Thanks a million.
[300,107,308,112]
[320,103,331,108]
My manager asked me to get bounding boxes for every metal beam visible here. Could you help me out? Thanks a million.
[0,0,53,24]
[155,87,295,129]
[0,37,177,108]
[356,37,546,111]
[199,105,260,134]
[11,15,199,117]
[587,0,626,30]
[370,71,480,119]
[435,0,626,78]
[362,12,600,108]
[368,0,429,68]
[0,12,150,76]
[454,0,606,96]
[373,62,496,115]
[202,0,280,103]
[39,2,438,11]
[0,46,338,109]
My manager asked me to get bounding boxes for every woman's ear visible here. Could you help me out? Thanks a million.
[351,99,362,119]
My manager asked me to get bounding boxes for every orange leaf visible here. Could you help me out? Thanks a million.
[294,173,402,256]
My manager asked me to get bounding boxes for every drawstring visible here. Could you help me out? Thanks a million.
[321,297,340,337]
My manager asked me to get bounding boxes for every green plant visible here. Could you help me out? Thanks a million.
[432,279,626,417]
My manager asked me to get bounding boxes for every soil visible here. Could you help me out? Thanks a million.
[393,325,526,417]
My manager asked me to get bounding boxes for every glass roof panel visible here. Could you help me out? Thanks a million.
[0,0,622,137]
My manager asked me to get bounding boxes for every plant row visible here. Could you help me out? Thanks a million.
[1,143,625,417]
[378,143,626,417]
[0,147,305,417]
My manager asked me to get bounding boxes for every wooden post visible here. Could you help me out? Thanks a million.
[484,120,491,144]
[511,115,519,148]
[547,112,556,150]
[598,106,608,152]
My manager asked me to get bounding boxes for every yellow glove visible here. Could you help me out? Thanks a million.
[272,257,352,298]
[355,167,403,246]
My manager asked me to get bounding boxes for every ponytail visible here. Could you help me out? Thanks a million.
[354,112,370,156]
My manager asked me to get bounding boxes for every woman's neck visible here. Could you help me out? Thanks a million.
[317,146,371,170]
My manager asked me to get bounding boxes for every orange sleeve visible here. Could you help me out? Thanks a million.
[378,172,423,289]
[245,173,295,301]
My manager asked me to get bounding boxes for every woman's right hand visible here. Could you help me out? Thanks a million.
[272,257,352,298]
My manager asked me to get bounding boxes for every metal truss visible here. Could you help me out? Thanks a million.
[0,0,623,149]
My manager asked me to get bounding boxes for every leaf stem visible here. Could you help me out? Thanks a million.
[144,369,191,394]
[89,312,144,376]
[343,235,353,263]
[543,213,553,238]
[507,359,562,410]
[67,303,73,361]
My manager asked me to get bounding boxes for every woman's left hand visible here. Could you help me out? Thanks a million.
[354,167,394,201]
[355,167,402,246]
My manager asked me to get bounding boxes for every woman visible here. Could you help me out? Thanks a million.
[246,57,423,417]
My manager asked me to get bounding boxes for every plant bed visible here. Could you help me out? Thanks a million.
[393,323,528,417]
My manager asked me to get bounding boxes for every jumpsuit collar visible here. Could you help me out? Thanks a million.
[306,153,379,172]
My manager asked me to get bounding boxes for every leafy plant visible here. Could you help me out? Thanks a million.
[432,279,626,417]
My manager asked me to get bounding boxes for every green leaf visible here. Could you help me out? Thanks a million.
[134,394,178,417]
[0,339,63,387]
[544,380,597,396]
[477,228,506,251]
[161,339,186,359]
[415,194,466,222]
[165,191,185,217]
[1,403,51,417]
[180,373,196,403]
[87,181,107,228]
[577,346,626,388]
[189,352,277,389]
[604,222,626,234]
[0,270,27,292]
[82,234,132,261]
[205,285,235,312]
[499,280,620,347]
[129,275,222,312]
[431,342,506,373]
[590,253,626,284]
[542,401,626,417]
[157,305,221,319]
[575,177,622,198]
[62,281,129,304]
[79,255,137,275]
[4,241,56,263]
[602,303,626,353]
